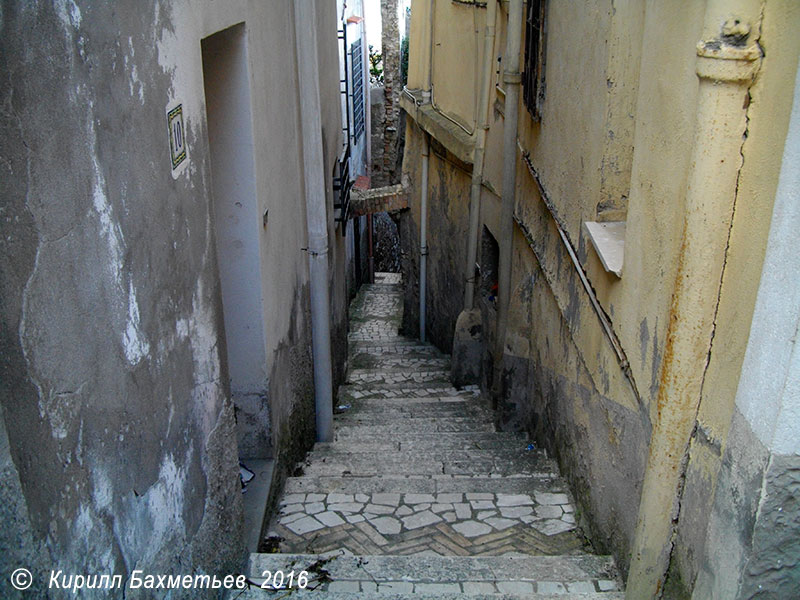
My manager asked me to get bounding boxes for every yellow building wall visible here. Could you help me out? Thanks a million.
[400,0,800,589]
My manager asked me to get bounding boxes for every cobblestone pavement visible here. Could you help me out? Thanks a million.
[245,274,623,597]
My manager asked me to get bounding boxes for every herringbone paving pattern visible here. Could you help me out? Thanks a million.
[248,273,623,597]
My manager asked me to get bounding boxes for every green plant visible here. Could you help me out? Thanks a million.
[368,44,383,85]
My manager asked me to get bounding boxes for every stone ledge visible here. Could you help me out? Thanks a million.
[584,221,625,278]
[400,94,475,165]
[351,182,409,216]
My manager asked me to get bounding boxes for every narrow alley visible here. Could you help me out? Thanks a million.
[242,274,623,596]
[3,1,800,598]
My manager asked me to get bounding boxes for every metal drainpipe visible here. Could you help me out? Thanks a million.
[294,0,334,442]
[367,214,374,283]
[625,5,762,597]
[493,0,524,391]
[464,0,498,309]
[417,0,434,343]
[419,132,430,342]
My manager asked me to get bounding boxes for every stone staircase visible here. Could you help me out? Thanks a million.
[242,273,623,598]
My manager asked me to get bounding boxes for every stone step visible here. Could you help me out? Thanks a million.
[348,364,452,376]
[359,282,402,291]
[297,454,557,478]
[348,356,452,370]
[346,369,452,386]
[349,338,441,349]
[350,354,451,373]
[349,311,400,319]
[339,384,479,400]
[334,413,496,427]
[270,489,580,547]
[236,591,623,599]
[351,347,444,359]
[284,475,562,496]
[335,421,496,439]
[339,394,486,407]
[308,448,549,467]
[245,553,622,597]
[335,404,494,422]
[316,434,534,454]
[344,377,454,388]
[332,429,523,444]
[348,335,406,343]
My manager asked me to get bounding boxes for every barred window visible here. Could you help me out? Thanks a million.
[523,0,547,121]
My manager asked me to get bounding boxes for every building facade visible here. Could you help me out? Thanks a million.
[0,1,360,597]
[399,0,800,597]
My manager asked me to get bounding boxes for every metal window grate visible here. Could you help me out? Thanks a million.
[334,25,354,236]
[333,144,353,236]
[523,0,547,121]
[351,38,365,140]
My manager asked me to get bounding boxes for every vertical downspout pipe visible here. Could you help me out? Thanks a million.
[294,0,334,443]
[367,214,374,283]
[464,0,498,309]
[419,132,430,342]
[464,0,497,310]
[625,4,761,596]
[493,0,524,390]
[418,0,434,343]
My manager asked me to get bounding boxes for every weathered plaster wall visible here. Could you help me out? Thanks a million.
[492,1,649,573]
[430,0,483,134]
[0,3,245,594]
[0,0,348,595]
[317,0,351,394]
[399,122,470,351]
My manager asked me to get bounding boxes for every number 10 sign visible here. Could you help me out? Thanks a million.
[167,104,187,171]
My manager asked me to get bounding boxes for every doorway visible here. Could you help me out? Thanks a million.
[202,24,274,551]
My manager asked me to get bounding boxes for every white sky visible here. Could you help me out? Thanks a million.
[362,0,410,53]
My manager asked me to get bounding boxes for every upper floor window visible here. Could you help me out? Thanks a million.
[523,0,547,121]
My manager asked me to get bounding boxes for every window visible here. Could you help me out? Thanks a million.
[523,0,547,121]
[351,38,365,140]
[480,226,499,307]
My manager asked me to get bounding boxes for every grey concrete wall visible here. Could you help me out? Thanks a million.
[0,0,349,595]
